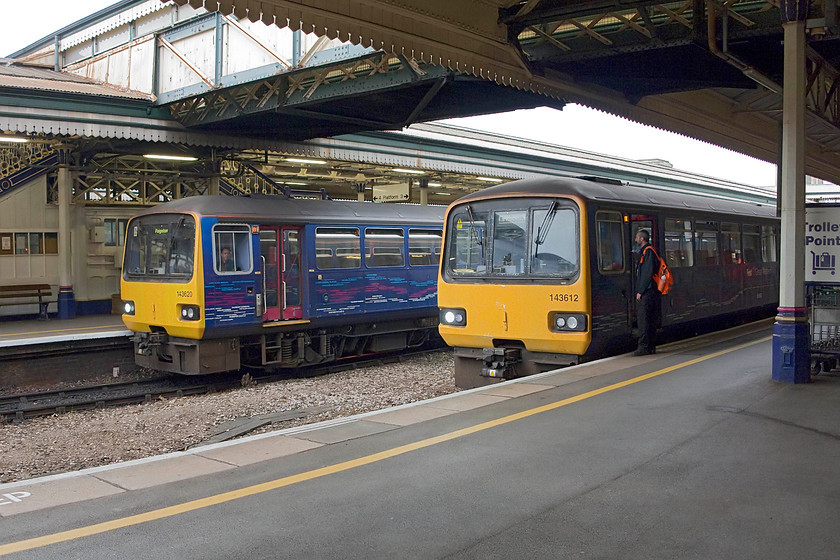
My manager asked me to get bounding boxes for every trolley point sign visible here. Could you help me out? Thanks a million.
[806,204,840,284]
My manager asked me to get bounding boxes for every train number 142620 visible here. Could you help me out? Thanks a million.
[549,293,578,302]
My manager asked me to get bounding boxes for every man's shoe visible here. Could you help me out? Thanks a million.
[632,348,647,356]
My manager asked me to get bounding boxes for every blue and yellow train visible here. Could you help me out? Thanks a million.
[437,176,780,388]
[120,195,444,374]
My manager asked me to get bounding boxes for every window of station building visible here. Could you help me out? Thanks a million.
[742,224,761,263]
[365,228,405,267]
[105,219,128,246]
[3,232,59,256]
[664,218,693,268]
[0,233,12,255]
[45,233,58,254]
[694,221,719,266]
[14,233,28,254]
[761,225,778,262]
[315,227,361,269]
[213,224,252,274]
[408,229,442,266]
[596,211,624,273]
[720,222,741,264]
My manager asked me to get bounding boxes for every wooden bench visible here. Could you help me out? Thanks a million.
[0,284,53,320]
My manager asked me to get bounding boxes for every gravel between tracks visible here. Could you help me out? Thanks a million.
[0,352,456,484]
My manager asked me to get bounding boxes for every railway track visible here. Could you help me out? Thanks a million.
[1,345,445,423]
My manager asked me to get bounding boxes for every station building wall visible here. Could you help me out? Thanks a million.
[0,176,136,317]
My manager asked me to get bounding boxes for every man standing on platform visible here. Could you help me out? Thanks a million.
[634,229,660,355]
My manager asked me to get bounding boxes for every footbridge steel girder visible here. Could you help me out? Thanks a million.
[168,52,459,134]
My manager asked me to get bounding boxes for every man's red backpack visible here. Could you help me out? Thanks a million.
[643,246,674,295]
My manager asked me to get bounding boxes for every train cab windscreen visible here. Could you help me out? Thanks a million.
[123,213,196,280]
[445,199,579,280]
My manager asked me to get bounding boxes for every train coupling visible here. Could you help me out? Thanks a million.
[480,347,521,379]
[132,332,168,357]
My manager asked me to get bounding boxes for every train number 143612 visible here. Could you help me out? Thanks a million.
[549,293,578,302]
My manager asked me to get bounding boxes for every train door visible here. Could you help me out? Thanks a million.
[282,227,302,319]
[593,209,634,351]
[259,226,302,321]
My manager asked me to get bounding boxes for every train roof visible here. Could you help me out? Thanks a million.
[451,176,778,220]
[129,195,447,225]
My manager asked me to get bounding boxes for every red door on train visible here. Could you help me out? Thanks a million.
[259,226,302,321]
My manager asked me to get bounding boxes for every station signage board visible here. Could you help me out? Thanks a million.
[373,182,409,203]
[806,204,840,284]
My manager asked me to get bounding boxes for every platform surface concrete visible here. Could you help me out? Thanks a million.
[1,320,839,559]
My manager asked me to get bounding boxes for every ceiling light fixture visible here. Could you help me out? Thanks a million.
[434,192,451,196]
[392,168,425,174]
[477,176,503,183]
[427,182,442,187]
[0,137,28,143]
[285,158,326,164]
[144,154,198,161]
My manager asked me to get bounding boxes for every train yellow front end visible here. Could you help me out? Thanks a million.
[119,211,234,375]
[438,190,591,388]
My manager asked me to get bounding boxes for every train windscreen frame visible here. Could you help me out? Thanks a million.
[123,213,196,282]
[444,198,580,281]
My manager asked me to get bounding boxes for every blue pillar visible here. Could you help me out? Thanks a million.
[772,308,810,383]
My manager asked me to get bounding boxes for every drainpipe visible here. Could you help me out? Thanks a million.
[706,0,783,94]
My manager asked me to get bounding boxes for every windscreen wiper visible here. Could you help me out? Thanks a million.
[466,204,483,248]
[534,200,559,257]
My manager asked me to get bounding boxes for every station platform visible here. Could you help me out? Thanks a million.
[1,319,839,558]
[0,314,130,349]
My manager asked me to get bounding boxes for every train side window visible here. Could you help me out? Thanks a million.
[409,229,442,266]
[316,227,360,269]
[761,225,778,262]
[695,220,719,266]
[214,224,252,274]
[721,222,741,264]
[742,224,761,263]
[365,228,405,267]
[316,248,333,269]
[596,211,624,273]
[664,218,693,268]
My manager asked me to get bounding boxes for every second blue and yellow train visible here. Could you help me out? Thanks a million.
[437,176,780,388]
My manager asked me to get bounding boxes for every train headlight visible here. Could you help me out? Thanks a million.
[179,304,201,321]
[122,301,135,315]
[552,313,587,332]
[440,308,466,327]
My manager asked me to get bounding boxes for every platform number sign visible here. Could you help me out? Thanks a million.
[806,205,840,284]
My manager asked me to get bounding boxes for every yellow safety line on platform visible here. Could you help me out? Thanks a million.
[0,324,123,338]
[0,335,770,556]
